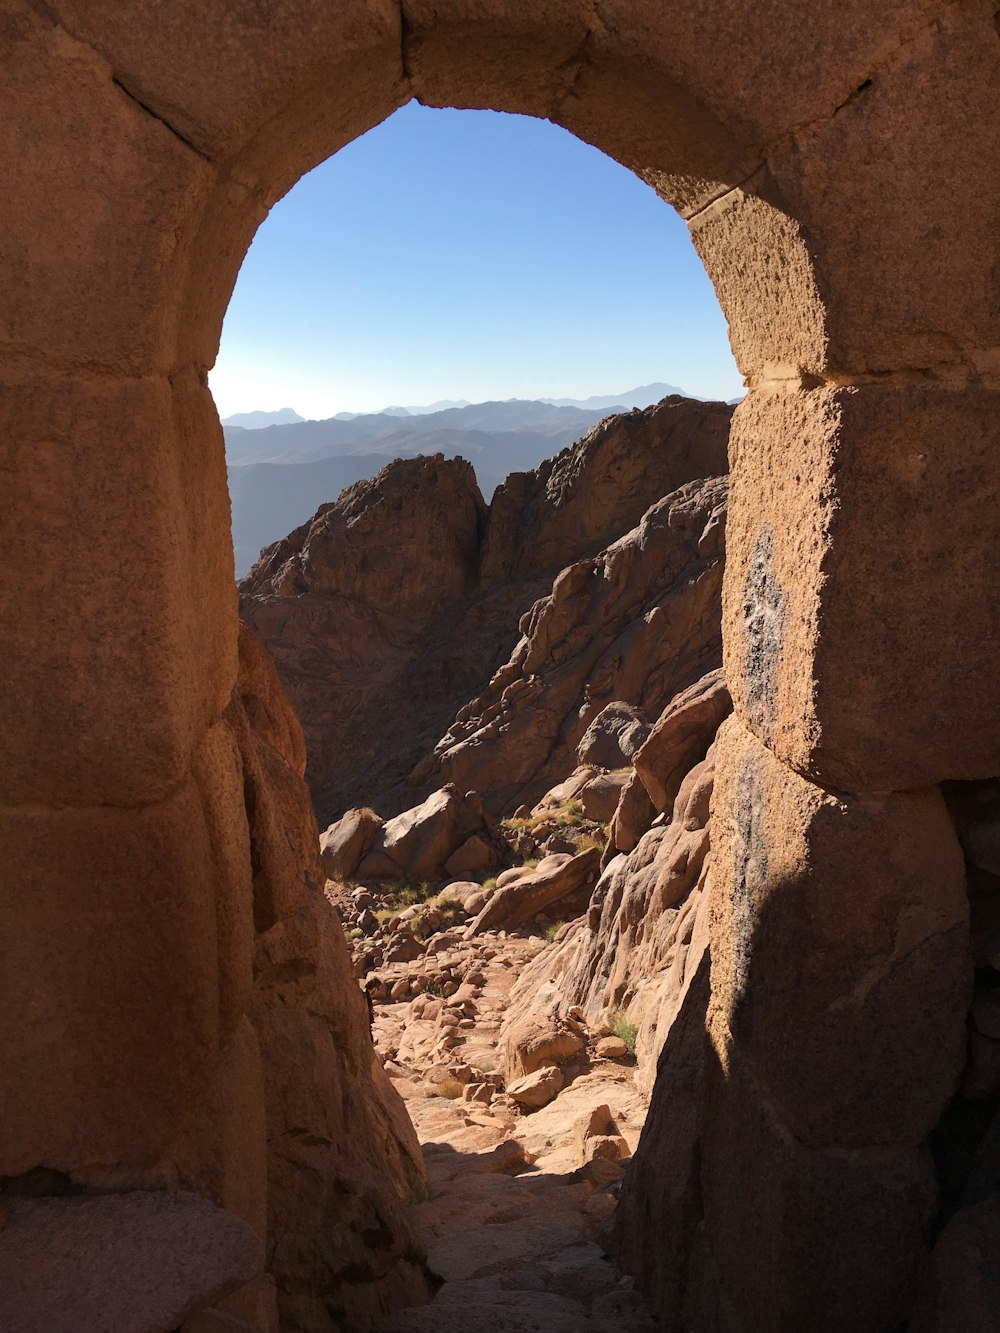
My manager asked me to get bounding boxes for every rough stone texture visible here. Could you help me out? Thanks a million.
[467,848,601,937]
[502,740,717,1098]
[633,667,732,815]
[507,1065,565,1110]
[226,626,428,1331]
[358,785,489,882]
[427,475,728,812]
[910,1194,1000,1333]
[320,807,383,881]
[7,4,1000,1330]
[575,701,652,771]
[241,398,732,822]
[611,716,973,1330]
[724,386,1000,794]
[0,1190,263,1333]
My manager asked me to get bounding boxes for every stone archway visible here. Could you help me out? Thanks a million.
[2,2,999,1329]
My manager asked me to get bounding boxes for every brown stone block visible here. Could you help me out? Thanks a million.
[0,373,236,806]
[45,0,402,161]
[698,1052,937,1333]
[710,717,971,1152]
[724,384,1000,792]
[169,1018,268,1328]
[0,6,211,374]
[766,6,1000,377]
[688,172,829,382]
[402,0,590,119]
[0,781,221,1175]
[593,0,942,154]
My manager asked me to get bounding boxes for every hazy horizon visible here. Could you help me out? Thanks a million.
[212,103,743,420]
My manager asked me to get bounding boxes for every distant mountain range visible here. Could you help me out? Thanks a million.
[223,384,725,576]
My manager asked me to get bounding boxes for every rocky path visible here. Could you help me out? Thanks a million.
[369,929,656,1332]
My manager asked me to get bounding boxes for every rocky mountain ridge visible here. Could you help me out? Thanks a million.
[240,394,732,825]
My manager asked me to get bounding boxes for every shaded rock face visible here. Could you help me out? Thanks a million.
[240,399,732,824]
[422,476,728,814]
[222,625,428,1331]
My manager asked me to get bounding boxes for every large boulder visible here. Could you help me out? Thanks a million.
[633,667,732,815]
[357,786,487,881]
[576,702,651,770]
[319,806,383,881]
[466,848,602,936]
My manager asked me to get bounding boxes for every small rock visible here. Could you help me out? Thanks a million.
[595,1035,629,1059]
[507,1064,565,1109]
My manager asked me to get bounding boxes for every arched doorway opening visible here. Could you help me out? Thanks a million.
[3,4,998,1330]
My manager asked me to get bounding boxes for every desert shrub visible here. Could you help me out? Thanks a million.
[612,1007,639,1055]
[346,927,363,941]
[544,923,561,943]
[564,798,584,819]
[428,1076,464,1100]
[576,830,607,853]
[480,875,498,895]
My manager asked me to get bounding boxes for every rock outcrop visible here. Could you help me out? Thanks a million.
[225,625,428,1330]
[240,397,732,823]
[419,475,727,813]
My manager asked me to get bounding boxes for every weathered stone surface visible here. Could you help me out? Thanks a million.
[226,625,429,1330]
[0,374,235,807]
[633,667,731,814]
[595,1036,629,1060]
[0,784,224,1175]
[0,1190,263,1333]
[320,807,383,881]
[724,386,1000,793]
[576,701,651,770]
[578,771,630,824]
[444,834,494,877]
[910,1194,1000,1333]
[467,848,601,937]
[8,7,1000,1333]
[359,786,488,881]
[431,475,728,811]
[606,772,657,857]
[710,716,971,1149]
[507,1065,565,1109]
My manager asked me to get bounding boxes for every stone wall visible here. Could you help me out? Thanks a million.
[2,1,999,1329]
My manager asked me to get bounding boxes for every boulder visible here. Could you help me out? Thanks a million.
[0,1191,263,1333]
[444,834,493,877]
[466,848,602,937]
[507,1064,566,1109]
[606,773,657,857]
[576,702,651,770]
[504,1002,588,1084]
[595,1036,629,1060]
[359,786,486,881]
[633,668,731,815]
[319,807,383,881]
[579,771,630,823]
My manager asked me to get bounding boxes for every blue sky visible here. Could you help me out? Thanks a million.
[211,102,742,420]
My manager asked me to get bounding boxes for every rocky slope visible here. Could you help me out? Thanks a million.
[416,475,727,815]
[240,395,732,826]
